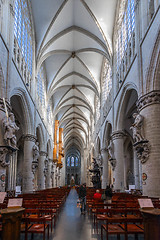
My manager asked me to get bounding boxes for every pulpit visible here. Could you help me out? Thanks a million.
[140,208,160,240]
[1,207,25,240]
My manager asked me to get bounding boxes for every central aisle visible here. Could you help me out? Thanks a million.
[53,188,97,240]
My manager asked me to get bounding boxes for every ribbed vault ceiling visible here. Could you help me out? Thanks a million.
[31,0,117,150]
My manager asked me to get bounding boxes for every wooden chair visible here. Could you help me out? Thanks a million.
[101,217,144,240]
[21,217,32,240]
[25,216,49,240]
[101,217,126,240]
[120,217,144,240]
[39,209,56,232]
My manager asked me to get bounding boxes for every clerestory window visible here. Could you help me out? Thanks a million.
[14,0,33,77]
[102,59,112,106]
[115,0,135,74]
[37,66,45,109]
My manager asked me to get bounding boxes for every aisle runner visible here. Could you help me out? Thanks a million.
[53,188,97,240]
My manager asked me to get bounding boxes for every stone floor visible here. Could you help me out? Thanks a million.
[20,188,144,240]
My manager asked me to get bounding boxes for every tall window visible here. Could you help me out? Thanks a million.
[14,0,33,76]
[67,157,70,167]
[115,0,135,72]
[37,66,45,108]
[95,96,100,123]
[71,157,74,167]
[47,100,52,125]
[0,2,3,33]
[102,59,112,106]
[75,157,78,166]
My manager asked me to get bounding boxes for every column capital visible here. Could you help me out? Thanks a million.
[40,151,47,157]
[137,90,160,111]
[111,130,126,140]
[23,134,36,143]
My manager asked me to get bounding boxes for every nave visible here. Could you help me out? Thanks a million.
[20,188,144,240]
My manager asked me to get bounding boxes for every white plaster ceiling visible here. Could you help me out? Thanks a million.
[31,0,117,148]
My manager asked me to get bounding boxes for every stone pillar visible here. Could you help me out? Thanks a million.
[133,149,141,189]
[0,99,13,191]
[112,131,126,192]
[51,163,54,188]
[46,158,52,188]
[23,134,36,193]
[137,91,160,197]
[8,150,17,191]
[37,151,46,190]
[101,148,109,189]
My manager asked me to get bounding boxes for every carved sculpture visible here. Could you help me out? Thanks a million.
[89,158,101,189]
[2,112,19,149]
[130,113,150,164]
[44,159,48,177]
[33,141,39,160]
[0,147,10,167]
[32,141,39,174]
[130,113,144,143]
[108,141,116,171]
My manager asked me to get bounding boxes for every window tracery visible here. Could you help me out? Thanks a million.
[14,0,33,89]
[0,1,3,32]
[37,66,45,110]
[115,0,135,84]
[102,59,112,107]
[47,100,52,125]
[67,157,70,167]
[95,96,100,123]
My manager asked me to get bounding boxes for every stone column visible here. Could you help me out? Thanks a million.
[133,149,141,189]
[37,151,46,190]
[51,163,54,188]
[46,158,52,188]
[112,131,126,192]
[137,91,160,197]
[23,134,36,193]
[101,148,109,189]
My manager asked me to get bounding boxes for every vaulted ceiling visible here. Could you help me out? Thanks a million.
[31,0,117,151]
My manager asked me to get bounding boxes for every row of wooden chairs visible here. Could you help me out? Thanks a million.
[101,217,144,240]
[85,191,145,240]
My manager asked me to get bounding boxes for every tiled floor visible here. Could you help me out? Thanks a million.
[21,188,144,240]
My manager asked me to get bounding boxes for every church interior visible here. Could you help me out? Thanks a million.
[0,0,160,239]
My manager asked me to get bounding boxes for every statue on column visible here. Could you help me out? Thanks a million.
[108,140,116,170]
[2,112,19,149]
[32,141,39,174]
[130,113,144,143]
[33,141,39,161]
[130,113,150,164]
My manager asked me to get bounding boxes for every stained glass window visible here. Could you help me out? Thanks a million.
[75,157,78,166]
[95,96,100,123]
[37,66,45,108]
[67,157,70,167]
[47,101,52,125]
[102,59,112,106]
[115,0,135,71]
[14,0,33,76]
[71,157,74,167]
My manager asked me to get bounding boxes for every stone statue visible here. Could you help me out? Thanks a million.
[32,141,39,160]
[108,141,116,171]
[130,113,144,143]
[2,112,19,149]
[32,141,39,174]
[108,140,115,160]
